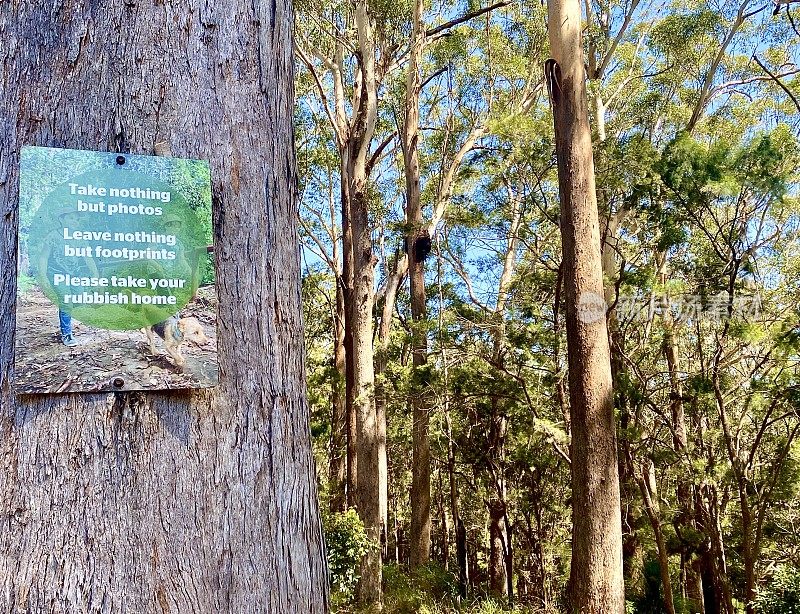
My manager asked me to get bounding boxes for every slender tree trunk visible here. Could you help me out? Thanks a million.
[351,182,381,605]
[0,1,328,610]
[438,466,450,567]
[486,391,510,597]
[456,519,469,594]
[532,499,549,609]
[375,255,407,559]
[546,0,624,611]
[503,510,514,604]
[488,499,508,596]
[438,245,467,597]
[603,212,643,601]
[376,345,388,561]
[634,457,676,614]
[341,154,358,510]
[613,324,644,599]
[330,279,348,512]
[698,488,735,614]
[662,279,705,612]
[403,0,432,571]
[686,555,706,613]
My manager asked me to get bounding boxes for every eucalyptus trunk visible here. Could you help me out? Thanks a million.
[330,279,347,512]
[403,0,432,571]
[0,1,328,611]
[546,0,625,610]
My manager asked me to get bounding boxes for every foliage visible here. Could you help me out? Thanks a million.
[296,0,800,611]
[16,273,36,295]
[324,509,375,603]
[754,567,800,614]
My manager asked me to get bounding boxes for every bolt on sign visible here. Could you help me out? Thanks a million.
[15,146,218,394]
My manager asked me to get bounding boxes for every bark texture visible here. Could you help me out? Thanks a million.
[403,0,432,571]
[0,2,328,612]
[330,279,347,512]
[546,0,625,611]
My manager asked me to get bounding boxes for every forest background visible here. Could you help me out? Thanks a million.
[293,0,800,612]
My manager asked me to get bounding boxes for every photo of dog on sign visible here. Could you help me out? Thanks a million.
[14,146,219,394]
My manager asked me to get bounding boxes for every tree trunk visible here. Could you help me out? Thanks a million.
[488,499,508,596]
[635,458,677,614]
[348,5,381,606]
[403,0,432,571]
[456,518,468,597]
[698,488,735,614]
[375,254,407,559]
[662,282,704,612]
[351,179,381,604]
[330,279,348,512]
[603,212,643,602]
[614,322,644,599]
[503,510,514,604]
[439,247,467,597]
[0,1,328,611]
[546,0,625,611]
[341,154,358,510]
[437,466,450,568]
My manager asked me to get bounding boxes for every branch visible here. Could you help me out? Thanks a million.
[753,54,800,113]
[442,247,490,312]
[687,0,753,131]
[426,1,512,40]
[298,215,336,272]
[366,131,397,176]
[295,44,344,148]
[596,0,642,79]
[426,122,486,235]
[605,63,675,109]
[422,66,448,89]
[789,4,800,37]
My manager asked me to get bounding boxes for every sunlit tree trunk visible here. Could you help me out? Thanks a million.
[546,0,625,610]
[403,0,432,570]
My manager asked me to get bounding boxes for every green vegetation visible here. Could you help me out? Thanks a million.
[298,0,800,611]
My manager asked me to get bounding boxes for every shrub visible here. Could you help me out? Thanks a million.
[754,566,800,614]
[324,509,375,603]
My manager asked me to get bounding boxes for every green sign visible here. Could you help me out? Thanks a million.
[23,149,208,329]
[16,146,218,394]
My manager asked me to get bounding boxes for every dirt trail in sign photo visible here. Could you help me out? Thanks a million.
[14,286,219,394]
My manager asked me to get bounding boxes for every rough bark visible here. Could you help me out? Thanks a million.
[0,1,328,611]
[488,499,508,596]
[341,159,358,509]
[350,3,382,606]
[403,0,432,571]
[546,0,625,611]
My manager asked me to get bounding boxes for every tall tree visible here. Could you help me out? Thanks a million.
[546,0,625,611]
[295,1,389,602]
[0,1,328,611]
[403,0,432,570]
